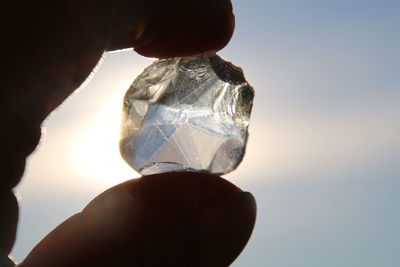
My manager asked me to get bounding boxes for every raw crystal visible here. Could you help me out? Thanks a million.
[120,53,254,175]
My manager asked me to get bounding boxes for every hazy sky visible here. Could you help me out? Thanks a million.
[12,1,400,266]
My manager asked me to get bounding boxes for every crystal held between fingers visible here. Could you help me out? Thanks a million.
[120,53,254,175]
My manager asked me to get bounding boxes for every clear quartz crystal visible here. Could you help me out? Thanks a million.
[120,53,254,175]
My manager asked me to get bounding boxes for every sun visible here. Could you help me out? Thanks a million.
[71,83,140,187]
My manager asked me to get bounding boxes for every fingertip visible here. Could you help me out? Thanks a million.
[135,172,242,199]
[134,0,235,58]
[197,191,256,266]
[21,173,255,266]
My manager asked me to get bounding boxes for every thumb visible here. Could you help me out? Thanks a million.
[21,173,256,267]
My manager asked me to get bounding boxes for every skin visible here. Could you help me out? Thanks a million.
[1,0,256,266]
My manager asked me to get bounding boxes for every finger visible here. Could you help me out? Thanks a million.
[104,0,235,56]
[2,1,112,189]
[21,173,256,267]
[0,255,15,267]
[2,0,235,189]
[130,0,235,58]
[197,191,256,266]
[0,191,18,255]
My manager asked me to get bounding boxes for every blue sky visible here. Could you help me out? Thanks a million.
[12,1,400,266]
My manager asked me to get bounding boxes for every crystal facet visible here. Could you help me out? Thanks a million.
[120,54,254,175]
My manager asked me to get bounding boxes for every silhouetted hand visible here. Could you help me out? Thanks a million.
[1,1,256,266]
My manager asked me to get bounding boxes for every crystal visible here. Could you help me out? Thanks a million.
[120,53,254,175]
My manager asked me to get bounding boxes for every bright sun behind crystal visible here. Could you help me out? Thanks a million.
[71,83,139,187]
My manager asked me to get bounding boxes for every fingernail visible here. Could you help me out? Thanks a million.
[197,192,257,267]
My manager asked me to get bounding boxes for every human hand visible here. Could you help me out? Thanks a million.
[1,1,256,266]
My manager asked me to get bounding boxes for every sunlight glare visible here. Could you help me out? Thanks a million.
[71,83,140,187]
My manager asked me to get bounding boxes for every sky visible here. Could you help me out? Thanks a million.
[11,1,400,266]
